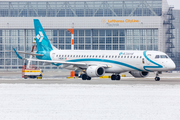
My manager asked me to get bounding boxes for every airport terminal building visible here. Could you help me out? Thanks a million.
[0,0,179,70]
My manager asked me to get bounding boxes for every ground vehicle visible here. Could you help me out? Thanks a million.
[22,65,43,79]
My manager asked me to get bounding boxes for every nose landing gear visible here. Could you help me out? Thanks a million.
[155,76,160,81]
[155,72,161,81]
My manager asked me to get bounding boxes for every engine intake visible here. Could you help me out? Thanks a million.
[86,66,105,77]
[129,71,149,78]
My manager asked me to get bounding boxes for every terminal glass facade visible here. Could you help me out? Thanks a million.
[0,0,162,17]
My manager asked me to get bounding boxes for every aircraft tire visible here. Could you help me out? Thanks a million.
[82,74,87,80]
[155,77,160,81]
[111,75,116,80]
[116,75,121,80]
[87,76,91,80]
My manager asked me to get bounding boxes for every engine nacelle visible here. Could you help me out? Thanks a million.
[129,71,149,78]
[86,66,105,77]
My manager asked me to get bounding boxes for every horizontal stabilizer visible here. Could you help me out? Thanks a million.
[10,49,44,56]
[13,48,25,60]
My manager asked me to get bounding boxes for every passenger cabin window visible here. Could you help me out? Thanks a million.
[56,55,58,57]
[137,56,138,58]
[124,56,126,58]
[127,56,129,58]
[59,55,61,57]
[140,56,142,58]
[118,56,120,58]
[134,56,135,58]
[121,56,123,58]
[130,56,132,58]
[70,55,72,57]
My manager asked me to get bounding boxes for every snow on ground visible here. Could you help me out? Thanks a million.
[0,84,180,120]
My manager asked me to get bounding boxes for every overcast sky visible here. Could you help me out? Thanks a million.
[167,0,180,9]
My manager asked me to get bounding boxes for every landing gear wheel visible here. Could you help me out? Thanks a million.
[24,76,28,79]
[155,77,160,81]
[87,76,91,80]
[116,75,121,80]
[155,72,161,81]
[82,74,87,80]
[111,75,116,80]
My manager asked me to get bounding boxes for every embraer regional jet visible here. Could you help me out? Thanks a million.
[13,19,176,81]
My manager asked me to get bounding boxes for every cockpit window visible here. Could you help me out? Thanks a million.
[155,55,159,59]
[160,55,168,58]
[155,55,168,59]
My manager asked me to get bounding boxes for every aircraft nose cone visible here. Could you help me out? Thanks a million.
[169,61,176,70]
[172,62,176,69]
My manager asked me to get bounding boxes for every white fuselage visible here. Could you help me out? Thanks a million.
[50,50,176,73]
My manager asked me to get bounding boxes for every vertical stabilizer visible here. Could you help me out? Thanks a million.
[34,19,53,52]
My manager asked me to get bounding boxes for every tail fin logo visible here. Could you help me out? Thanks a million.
[36,31,44,42]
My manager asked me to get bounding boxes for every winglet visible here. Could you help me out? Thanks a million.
[13,48,23,60]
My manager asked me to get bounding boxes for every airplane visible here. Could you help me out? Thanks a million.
[13,19,176,81]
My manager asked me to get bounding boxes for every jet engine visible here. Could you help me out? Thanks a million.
[129,71,149,78]
[86,66,105,77]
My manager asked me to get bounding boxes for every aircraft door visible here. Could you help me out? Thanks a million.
[145,54,151,65]
[142,58,145,64]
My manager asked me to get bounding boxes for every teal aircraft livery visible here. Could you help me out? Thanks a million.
[13,19,176,81]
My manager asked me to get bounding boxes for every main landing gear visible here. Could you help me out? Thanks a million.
[155,72,161,81]
[111,74,121,81]
[82,74,91,80]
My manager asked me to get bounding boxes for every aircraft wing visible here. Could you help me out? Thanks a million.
[28,59,87,66]
[28,59,111,68]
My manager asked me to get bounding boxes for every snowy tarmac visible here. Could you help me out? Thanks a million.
[0,71,180,84]
[1,78,180,85]
[0,84,180,120]
[0,72,180,120]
